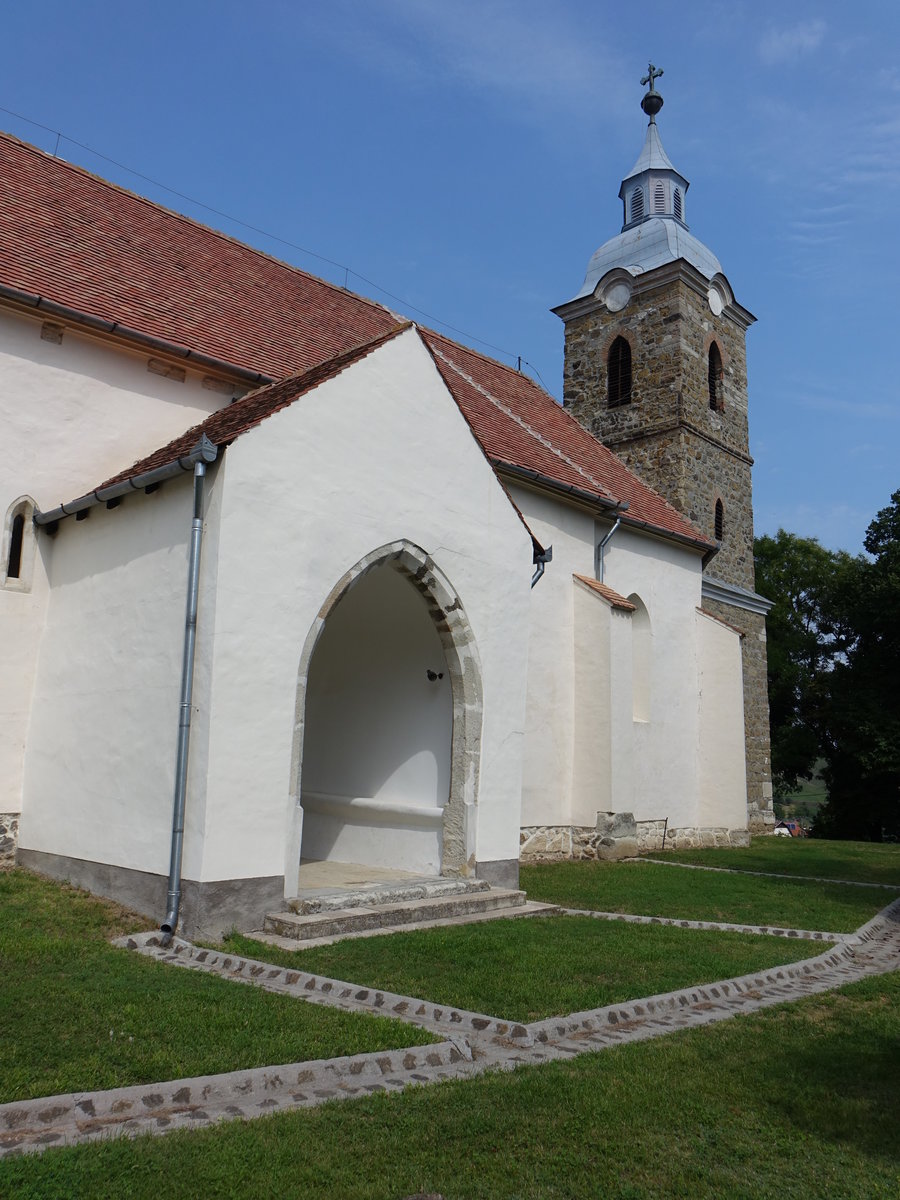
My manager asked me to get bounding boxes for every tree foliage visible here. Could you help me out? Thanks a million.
[815,491,900,840]
[753,530,858,796]
[756,490,900,841]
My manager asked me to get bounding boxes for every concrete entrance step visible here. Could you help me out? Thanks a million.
[288,875,490,916]
[263,886,529,942]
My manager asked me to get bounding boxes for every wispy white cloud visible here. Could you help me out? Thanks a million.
[313,0,631,126]
[759,19,826,66]
[795,394,897,420]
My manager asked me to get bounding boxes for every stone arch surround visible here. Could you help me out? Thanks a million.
[286,540,484,887]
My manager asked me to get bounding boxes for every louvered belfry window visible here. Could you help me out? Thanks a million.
[654,181,666,212]
[708,342,723,410]
[631,187,644,222]
[608,336,632,407]
[715,499,724,541]
[673,187,683,221]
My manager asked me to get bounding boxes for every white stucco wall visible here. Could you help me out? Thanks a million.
[0,306,233,815]
[508,481,728,831]
[696,609,747,828]
[17,473,217,875]
[193,328,533,886]
[0,308,231,510]
[604,529,705,828]
[17,330,532,892]
[509,488,591,826]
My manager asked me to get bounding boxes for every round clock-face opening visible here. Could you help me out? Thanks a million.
[707,286,724,316]
[605,281,632,312]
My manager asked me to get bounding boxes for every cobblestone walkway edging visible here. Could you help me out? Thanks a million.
[2,899,897,1158]
[525,901,899,1050]
[558,906,851,941]
[111,935,532,1044]
[637,858,900,891]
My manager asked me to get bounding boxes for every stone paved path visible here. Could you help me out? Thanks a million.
[557,906,852,942]
[2,899,897,1158]
[638,857,900,890]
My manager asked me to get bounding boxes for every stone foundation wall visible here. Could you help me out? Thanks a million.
[520,821,749,862]
[0,814,19,866]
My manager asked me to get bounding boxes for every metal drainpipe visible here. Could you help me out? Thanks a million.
[531,545,553,588]
[596,518,621,582]
[160,460,208,944]
[596,502,629,581]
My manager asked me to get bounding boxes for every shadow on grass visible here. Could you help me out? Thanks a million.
[742,984,900,1163]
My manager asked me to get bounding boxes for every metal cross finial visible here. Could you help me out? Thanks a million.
[641,63,663,92]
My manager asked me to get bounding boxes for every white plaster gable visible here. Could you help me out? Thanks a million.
[193,327,534,883]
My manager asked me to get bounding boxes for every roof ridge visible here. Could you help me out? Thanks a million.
[0,129,399,327]
[427,341,616,503]
[421,325,547,390]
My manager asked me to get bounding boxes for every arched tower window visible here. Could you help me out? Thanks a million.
[715,499,724,542]
[630,187,644,222]
[673,187,683,221]
[708,342,723,410]
[607,337,632,407]
[653,180,666,213]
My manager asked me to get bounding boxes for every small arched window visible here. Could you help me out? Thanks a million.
[630,187,644,222]
[715,499,724,542]
[653,180,666,213]
[708,342,723,410]
[607,336,632,407]
[673,187,683,221]
[7,514,24,579]
[3,498,35,591]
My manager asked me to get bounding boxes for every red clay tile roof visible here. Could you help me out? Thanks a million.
[421,330,711,548]
[0,132,399,380]
[1,130,712,550]
[573,575,636,611]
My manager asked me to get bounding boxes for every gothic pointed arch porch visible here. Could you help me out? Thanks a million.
[285,540,484,891]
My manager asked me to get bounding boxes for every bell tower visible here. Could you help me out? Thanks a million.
[554,67,774,831]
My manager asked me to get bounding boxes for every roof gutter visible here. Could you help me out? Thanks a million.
[495,460,716,556]
[0,284,273,388]
[34,436,219,527]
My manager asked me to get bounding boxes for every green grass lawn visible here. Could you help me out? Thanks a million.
[0,870,434,1104]
[658,836,900,886]
[223,915,825,1024]
[4,971,898,1199]
[520,859,891,931]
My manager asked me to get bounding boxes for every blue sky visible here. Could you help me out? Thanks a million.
[4,1,898,553]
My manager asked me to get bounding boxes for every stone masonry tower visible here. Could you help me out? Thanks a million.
[554,67,774,831]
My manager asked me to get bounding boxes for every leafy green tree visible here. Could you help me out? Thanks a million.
[815,491,900,840]
[754,530,860,797]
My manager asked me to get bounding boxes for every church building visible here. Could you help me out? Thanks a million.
[0,75,773,936]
